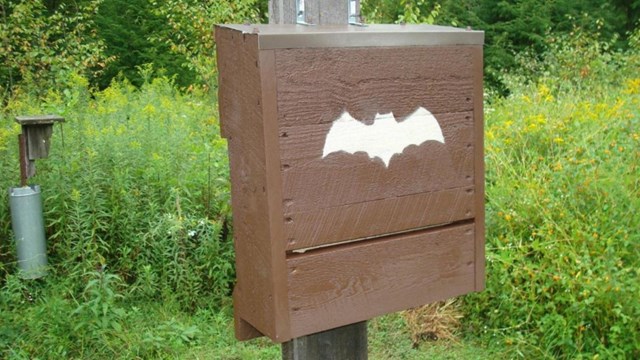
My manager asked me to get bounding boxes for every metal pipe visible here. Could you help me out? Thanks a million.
[9,185,48,279]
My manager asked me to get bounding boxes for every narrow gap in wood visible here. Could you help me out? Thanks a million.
[286,218,475,258]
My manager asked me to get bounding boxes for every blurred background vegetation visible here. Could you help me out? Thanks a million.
[1,0,638,96]
[1,0,639,358]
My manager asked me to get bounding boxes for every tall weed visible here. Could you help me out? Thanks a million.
[465,25,640,358]
[0,71,233,305]
[0,70,234,357]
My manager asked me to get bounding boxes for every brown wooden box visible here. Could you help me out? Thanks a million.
[215,24,485,343]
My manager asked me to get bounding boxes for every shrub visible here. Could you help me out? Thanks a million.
[463,26,640,358]
[0,0,110,100]
[0,72,234,309]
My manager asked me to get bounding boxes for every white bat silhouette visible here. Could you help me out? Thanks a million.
[322,107,445,167]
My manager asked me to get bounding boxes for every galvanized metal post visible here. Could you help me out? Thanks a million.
[269,1,369,358]
[9,185,48,279]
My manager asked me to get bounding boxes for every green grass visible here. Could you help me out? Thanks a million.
[1,29,639,359]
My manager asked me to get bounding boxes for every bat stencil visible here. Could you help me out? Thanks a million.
[322,106,445,167]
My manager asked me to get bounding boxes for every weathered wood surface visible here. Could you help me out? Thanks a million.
[472,46,486,291]
[216,26,291,341]
[286,222,476,337]
[282,322,368,360]
[25,125,53,160]
[272,2,371,355]
[279,111,474,210]
[284,186,475,251]
[215,23,485,343]
[270,0,350,25]
[275,46,479,250]
[274,46,475,128]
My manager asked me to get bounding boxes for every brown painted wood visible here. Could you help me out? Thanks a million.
[216,24,484,343]
[282,322,368,360]
[279,111,474,212]
[472,46,486,291]
[275,47,478,249]
[260,48,293,341]
[274,46,475,128]
[286,222,476,338]
[269,0,350,25]
[270,3,371,354]
[285,186,475,251]
[216,26,291,341]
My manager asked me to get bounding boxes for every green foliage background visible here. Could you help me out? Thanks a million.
[0,0,639,358]
[362,0,640,92]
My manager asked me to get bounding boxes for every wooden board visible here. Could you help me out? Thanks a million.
[472,46,486,291]
[216,24,485,343]
[216,26,291,341]
[275,46,480,249]
[274,46,475,128]
[269,0,350,25]
[279,111,474,211]
[286,222,476,338]
[284,186,475,251]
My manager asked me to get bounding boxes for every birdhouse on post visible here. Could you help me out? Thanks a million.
[10,114,64,279]
[215,24,485,343]
[15,115,64,183]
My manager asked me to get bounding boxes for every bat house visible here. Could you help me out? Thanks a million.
[215,24,485,343]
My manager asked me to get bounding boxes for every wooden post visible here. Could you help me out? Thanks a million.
[269,0,368,358]
[269,0,353,25]
[18,133,28,187]
[282,322,367,360]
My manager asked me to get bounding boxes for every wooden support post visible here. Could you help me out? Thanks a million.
[282,322,368,360]
[18,134,28,187]
[269,0,352,25]
[268,0,369,358]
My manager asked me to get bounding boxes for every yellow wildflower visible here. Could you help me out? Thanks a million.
[623,78,640,94]
[143,103,157,115]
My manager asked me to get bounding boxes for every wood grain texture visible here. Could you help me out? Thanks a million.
[269,0,350,25]
[268,0,296,24]
[25,126,53,159]
[260,49,292,341]
[286,223,476,338]
[472,46,486,291]
[274,46,475,128]
[282,322,368,360]
[216,26,290,341]
[280,111,474,213]
[285,186,475,251]
[217,25,485,342]
[314,0,350,24]
[275,45,480,253]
